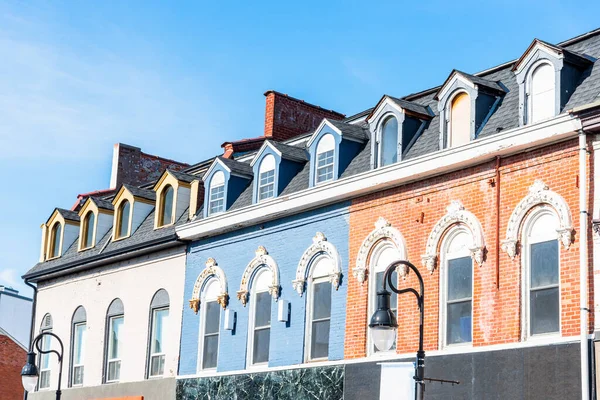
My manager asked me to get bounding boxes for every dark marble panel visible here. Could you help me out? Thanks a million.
[177,365,344,400]
[344,361,381,400]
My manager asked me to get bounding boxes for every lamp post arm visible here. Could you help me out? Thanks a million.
[31,332,64,400]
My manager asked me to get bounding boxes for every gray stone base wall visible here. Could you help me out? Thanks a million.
[27,377,176,400]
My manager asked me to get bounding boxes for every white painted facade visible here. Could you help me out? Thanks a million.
[32,246,186,393]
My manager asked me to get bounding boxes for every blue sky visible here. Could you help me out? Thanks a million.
[1,0,599,295]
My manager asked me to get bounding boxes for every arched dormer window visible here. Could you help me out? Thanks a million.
[379,116,398,167]
[158,185,175,227]
[258,154,276,202]
[208,171,226,216]
[81,212,95,250]
[315,134,335,185]
[48,223,62,259]
[527,62,555,124]
[448,92,471,148]
[115,200,130,239]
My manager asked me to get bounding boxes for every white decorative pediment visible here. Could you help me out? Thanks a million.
[237,246,280,306]
[189,258,229,313]
[502,180,573,259]
[421,201,485,273]
[293,232,342,296]
[354,217,408,283]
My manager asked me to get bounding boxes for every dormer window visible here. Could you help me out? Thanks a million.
[81,212,95,249]
[116,200,131,239]
[49,223,62,259]
[527,62,555,124]
[208,171,225,215]
[315,134,335,184]
[258,155,276,201]
[158,185,174,227]
[448,92,471,147]
[380,116,398,167]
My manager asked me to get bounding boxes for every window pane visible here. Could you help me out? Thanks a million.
[41,334,51,368]
[447,257,472,301]
[253,328,270,364]
[162,186,174,225]
[209,185,225,215]
[152,309,168,353]
[447,300,472,345]
[202,335,219,369]
[530,287,559,335]
[150,354,165,376]
[316,150,334,183]
[108,360,121,381]
[74,323,86,364]
[381,117,398,166]
[110,317,123,359]
[205,301,220,334]
[73,365,84,385]
[84,213,95,248]
[254,292,271,328]
[40,370,51,388]
[530,240,559,289]
[313,282,332,320]
[530,63,555,123]
[311,320,330,359]
[51,224,62,257]
[119,201,130,238]
[450,92,470,147]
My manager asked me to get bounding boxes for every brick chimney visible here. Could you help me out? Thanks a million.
[264,90,345,142]
[109,143,189,189]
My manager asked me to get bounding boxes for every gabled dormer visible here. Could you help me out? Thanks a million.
[435,70,506,150]
[78,197,114,251]
[306,119,368,187]
[111,184,156,241]
[249,140,308,203]
[153,169,200,229]
[513,39,593,126]
[40,208,80,261]
[202,157,253,218]
[366,95,432,168]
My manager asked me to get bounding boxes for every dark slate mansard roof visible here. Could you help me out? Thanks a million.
[25,29,600,281]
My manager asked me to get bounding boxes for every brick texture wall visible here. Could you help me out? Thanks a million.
[0,334,26,400]
[344,138,593,358]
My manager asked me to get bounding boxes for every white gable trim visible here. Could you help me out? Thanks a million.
[306,119,343,148]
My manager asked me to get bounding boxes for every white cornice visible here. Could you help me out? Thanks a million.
[177,114,582,241]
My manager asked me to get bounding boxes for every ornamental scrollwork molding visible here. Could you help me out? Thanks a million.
[354,217,408,283]
[293,232,342,296]
[237,246,280,306]
[502,180,573,259]
[189,257,229,313]
[421,201,486,273]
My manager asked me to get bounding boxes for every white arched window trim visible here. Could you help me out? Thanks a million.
[526,60,556,125]
[293,232,342,296]
[189,257,229,313]
[421,201,485,273]
[501,180,573,259]
[354,217,407,283]
[237,246,280,306]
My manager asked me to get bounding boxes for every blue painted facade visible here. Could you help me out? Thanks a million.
[179,202,350,375]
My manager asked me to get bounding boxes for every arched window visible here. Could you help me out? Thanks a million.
[247,268,272,366]
[523,209,560,337]
[104,299,124,383]
[440,227,473,347]
[49,223,62,258]
[448,92,471,148]
[379,117,398,167]
[70,306,86,387]
[258,155,276,202]
[368,241,401,354]
[208,171,226,216]
[148,289,169,377]
[198,279,221,371]
[116,201,130,239]
[81,212,95,249]
[39,313,53,389]
[158,185,175,227]
[305,255,334,361]
[528,63,555,124]
[315,134,335,185]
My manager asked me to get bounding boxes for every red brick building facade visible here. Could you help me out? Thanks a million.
[0,330,26,400]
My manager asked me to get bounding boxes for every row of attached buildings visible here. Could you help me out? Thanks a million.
[21,28,600,399]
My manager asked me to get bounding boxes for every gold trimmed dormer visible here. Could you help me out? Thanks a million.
[153,169,199,229]
[111,184,156,241]
[40,208,80,261]
[77,197,114,251]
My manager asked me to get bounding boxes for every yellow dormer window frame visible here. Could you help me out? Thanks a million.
[111,185,155,241]
[115,199,132,240]
[43,209,78,261]
[153,171,193,230]
[158,184,175,228]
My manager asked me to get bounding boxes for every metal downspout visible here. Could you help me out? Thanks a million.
[580,129,590,400]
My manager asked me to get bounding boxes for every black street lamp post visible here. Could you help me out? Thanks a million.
[21,332,64,400]
[369,260,425,400]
